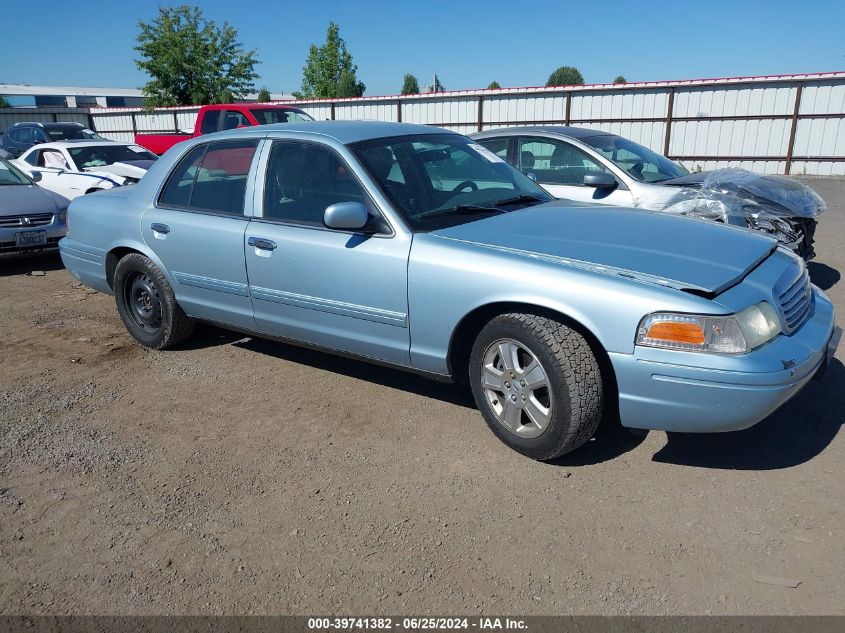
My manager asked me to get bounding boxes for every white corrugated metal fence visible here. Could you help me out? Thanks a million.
[2,72,843,175]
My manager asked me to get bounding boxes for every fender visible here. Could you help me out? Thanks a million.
[104,237,177,294]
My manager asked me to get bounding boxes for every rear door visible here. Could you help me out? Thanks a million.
[141,139,260,330]
[244,139,411,365]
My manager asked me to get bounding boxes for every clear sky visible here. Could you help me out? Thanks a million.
[2,0,843,95]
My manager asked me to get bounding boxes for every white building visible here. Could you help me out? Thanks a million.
[0,84,293,108]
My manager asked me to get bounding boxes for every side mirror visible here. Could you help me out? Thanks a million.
[583,172,617,189]
[527,172,538,182]
[323,201,369,231]
[29,171,42,182]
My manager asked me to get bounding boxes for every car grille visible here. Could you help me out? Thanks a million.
[0,212,55,228]
[776,261,813,334]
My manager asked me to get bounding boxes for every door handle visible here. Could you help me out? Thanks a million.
[151,223,170,234]
[248,237,277,251]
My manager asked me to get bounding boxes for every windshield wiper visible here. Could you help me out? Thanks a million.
[419,204,506,220]
[491,193,545,207]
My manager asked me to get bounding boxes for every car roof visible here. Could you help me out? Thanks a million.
[27,140,133,151]
[210,120,456,145]
[202,103,306,111]
[472,125,616,140]
[11,121,85,129]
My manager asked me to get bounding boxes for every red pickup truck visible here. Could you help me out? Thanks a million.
[135,103,314,155]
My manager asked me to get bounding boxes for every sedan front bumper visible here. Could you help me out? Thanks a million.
[0,219,66,255]
[610,287,838,432]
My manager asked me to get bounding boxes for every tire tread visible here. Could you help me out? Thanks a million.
[471,312,603,460]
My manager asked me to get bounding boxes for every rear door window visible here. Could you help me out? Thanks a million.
[158,140,258,214]
[476,138,510,162]
[199,111,221,135]
[14,128,32,144]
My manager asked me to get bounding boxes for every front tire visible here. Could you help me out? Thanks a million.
[469,313,603,460]
[114,253,194,349]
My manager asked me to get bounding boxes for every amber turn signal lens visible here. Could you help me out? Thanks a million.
[646,321,705,344]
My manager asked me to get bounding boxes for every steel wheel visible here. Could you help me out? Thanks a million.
[481,338,553,438]
[124,272,162,333]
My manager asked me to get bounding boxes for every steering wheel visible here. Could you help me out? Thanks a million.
[451,180,478,193]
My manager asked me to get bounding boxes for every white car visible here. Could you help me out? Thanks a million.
[13,140,158,200]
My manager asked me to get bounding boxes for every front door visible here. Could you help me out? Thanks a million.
[244,139,411,366]
[516,136,634,206]
[141,139,260,330]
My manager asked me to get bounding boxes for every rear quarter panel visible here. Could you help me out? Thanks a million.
[61,147,181,293]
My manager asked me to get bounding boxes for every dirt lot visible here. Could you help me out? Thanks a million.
[1,179,843,615]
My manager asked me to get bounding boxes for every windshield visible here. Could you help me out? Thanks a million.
[68,144,157,169]
[46,126,103,141]
[250,108,314,125]
[0,159,33,185]
[352,134,551,230]
[582,134,689,183]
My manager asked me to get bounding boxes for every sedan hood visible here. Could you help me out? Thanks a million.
[429,200,776,295]
[0,184,63,215]
[84,161,152,180]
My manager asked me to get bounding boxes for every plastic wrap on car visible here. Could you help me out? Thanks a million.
[636,168,827,223]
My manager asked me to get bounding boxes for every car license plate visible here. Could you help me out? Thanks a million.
[15,230,47,247]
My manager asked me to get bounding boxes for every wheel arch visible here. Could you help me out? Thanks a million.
[105,241,171,292]
[447,301,619,419]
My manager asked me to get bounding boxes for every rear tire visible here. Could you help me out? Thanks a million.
[469,313,603,460]
[113,253,193,349]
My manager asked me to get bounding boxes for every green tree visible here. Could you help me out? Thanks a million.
[295,22,365,99]
[613,75,627,84]
[337,69,361,98]
[546,66,584,87]
[134,5,259,107]
[487,80,501,89]
[401,73,419,95]
[256,86,272,102]
[0,96,9,108]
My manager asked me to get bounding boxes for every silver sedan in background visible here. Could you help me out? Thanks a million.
[0,158,68,255]
[472,126,825,260]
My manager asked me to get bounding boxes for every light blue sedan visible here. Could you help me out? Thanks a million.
[59,121,840,460]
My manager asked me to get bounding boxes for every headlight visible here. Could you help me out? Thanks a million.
[636,302,781,354]
[57,209,68,224]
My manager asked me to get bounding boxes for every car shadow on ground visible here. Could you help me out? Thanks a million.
[0,253,64,277]
[548,416,648,467]
[652,359,844,470]
[808,262,840,291]
[185,323,476,409]
[185,325,842,470]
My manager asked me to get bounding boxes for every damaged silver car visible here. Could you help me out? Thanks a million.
[472,126,825,260]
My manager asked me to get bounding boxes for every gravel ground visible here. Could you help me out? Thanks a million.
[0,178,843,615]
